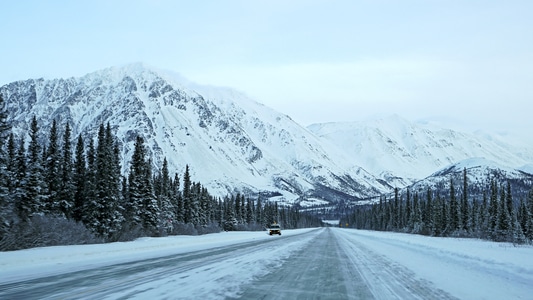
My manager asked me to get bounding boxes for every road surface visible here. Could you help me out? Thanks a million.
[0,228,464,299]
[4,226,531,299]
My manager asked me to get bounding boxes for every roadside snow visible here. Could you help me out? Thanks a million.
[1,228,532,299]
[335,229,533,299]
[0,228,316,284]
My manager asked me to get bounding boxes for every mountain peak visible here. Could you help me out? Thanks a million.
[1,64,392,205]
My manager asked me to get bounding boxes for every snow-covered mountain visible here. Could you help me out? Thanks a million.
[0,63,390,205]
[2,63,532,205]
[408,157,533,200]
[308,115,533,188]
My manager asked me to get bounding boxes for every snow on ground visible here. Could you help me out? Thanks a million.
[1,228,532,299]
[0,228,316,284]
[335,229,533,299]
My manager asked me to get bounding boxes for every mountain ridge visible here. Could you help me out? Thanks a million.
[2,63,532,205]
[1,63,390,205]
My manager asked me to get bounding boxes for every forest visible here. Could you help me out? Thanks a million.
[0,95,322,251]
[340,169,533,244]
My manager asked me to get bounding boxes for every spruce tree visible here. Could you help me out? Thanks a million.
[172,173,184,223]
[128,135,159,235]
[0,94,12,238]
[21,116,45,221]
[107,125,125,239]
[489,179,499,236]
[255,197,263,227]
[83,138,99,233]
[13,138,27,221]
[0,94,10,145]
[127,135,148,228]
[412,192,422,233]
[405,189,412,230]
[393,187,399,230]
[141,158,159,235]
[182,165,192,224]
[461,168,470,232]
[246,197,254,224]
[480,190,490,237]
[449,177,460,232]
[496,183,512,241]
[424,188,434,235]
[440,194,449,236]
[526,191,533,241]
[95,124,111,236]
[158,158,175,233]
[72,135,86,222]
[223,196,237,231]
[44,119,61,214]
[58,123,75,218]
[234,194,242,224]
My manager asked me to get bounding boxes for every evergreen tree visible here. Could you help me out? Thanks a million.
[0,94,10,145]
[461,168,470,232]
[95,124,115,237]
[411,192,422,233]
[172,173,184,223]
[234,194,242,224]
[439,194,449,236]
[506,182,514,218]
[182,165,192,224]
[255,197,263,227]
[21,116,45,221]
[424,188,434,235]
[223,196,237,231]
[480,190,490,237]
[497,183,512,240]
[449,177,460,232]
[127,135,159,235]
[44,119,61,214]
[106,125,125,240]
[83,138,99,233]
[240,196,246,225]
[5,133,17,194]
[471,197,479,234]
[0,94,12,238]
[58,122,75,218]
[489,180,499,236]
[246,197,254,224]
[405,189,412,231]
[72,135,86,222]
[188,181,200,225]
[430,193,440,235]
[158,158,175,233]
[393,188,399,230]
[526,191,533,241]
[13,138,27,221]
[127,135,148,228]
[518,195,532,241]
[141,158,159,234]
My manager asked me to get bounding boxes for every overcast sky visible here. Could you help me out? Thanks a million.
[1,0,532,142]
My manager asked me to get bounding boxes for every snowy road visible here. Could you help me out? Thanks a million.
[1,227,532,299]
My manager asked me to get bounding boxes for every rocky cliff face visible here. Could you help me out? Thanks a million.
[1,63,390,206]
[2,63,532,206]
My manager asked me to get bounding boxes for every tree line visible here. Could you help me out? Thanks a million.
[341,168,533,244]
[0,95,321,251]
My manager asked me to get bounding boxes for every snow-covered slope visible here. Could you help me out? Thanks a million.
[407,157,533,200]
[308,115,533,188]
[2,64,531,205]
[1,63,390,204]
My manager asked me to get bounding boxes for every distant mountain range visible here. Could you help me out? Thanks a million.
[2,63,532,206]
